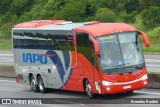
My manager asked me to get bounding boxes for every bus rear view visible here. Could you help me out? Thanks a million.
[12,20,150,98]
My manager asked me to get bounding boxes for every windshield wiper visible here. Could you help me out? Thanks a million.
[123,65,143,74]
[107,64,124,74]
[124,63,131,68]
[134,66,143,69]
[111,64,123,68]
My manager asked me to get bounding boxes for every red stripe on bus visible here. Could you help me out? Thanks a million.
[41,54,56,57]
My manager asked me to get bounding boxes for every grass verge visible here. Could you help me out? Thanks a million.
[147,72,160,74]
[143,44,160,53]
[0,39,12,50]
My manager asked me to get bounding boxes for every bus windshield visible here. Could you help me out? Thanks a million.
[96,32,145,74]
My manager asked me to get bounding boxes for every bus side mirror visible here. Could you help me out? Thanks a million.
[138,31,150,47]
[93,40,100,55]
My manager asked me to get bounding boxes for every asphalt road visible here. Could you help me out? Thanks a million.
[0,50,159,72]
[0,77,160,107]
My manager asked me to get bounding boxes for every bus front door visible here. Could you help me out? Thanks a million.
[76,32,100,93]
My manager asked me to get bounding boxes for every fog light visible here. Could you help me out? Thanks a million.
[144,81,147,85]
[107,87,110,91]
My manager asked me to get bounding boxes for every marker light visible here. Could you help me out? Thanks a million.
[102,80,114,86]
[107,87,110,91]
[140,74,148,80]
[144,81,147,85]
[52,65,56,69]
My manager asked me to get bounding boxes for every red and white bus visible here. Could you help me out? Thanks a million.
[12,20,150,98]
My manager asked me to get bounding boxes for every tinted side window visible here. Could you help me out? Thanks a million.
[77,33,98,69]
[13,30,75,51]
[13,39,53,50]
[77,33,91,61]
[56,39,69,51]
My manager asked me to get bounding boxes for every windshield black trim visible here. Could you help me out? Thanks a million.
[107,63,145,74]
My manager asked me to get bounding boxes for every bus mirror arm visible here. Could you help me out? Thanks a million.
[138,31,150,47]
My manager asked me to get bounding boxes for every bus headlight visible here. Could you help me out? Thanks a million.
[140,74,148,80]
[102,80,114,86]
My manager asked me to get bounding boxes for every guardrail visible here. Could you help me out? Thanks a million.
[0,65,15,77]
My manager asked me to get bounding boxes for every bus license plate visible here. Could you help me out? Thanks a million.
[123,85,131,89]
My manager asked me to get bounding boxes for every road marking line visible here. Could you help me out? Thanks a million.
[135,91,160,95]
[0,54,13,56]
[0,80,16,83]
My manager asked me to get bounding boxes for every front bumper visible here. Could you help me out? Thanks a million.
[101,79,148,94]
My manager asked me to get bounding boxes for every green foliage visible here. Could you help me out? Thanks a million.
[141,6,160,28]
[17,0,48,21]
[54,1,86,22]
[147,27,160,44]
[125,0,139,13]
[94,8,116,22]
[138,0,160,11]
[0,0,12,14]
[41,0,67,19]
[142,44,160,53]
[0,40,12,50]
[9,0,35,17]
[0,23,13,39]
[117,11,136,23]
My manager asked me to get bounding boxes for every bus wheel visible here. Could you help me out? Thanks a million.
[38,76,46,93]
[85,80,94,99]
[127,91,133,94]
[30,75,39,92]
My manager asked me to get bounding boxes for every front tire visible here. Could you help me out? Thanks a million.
[127,91,133,94]
[85,80,94,99]
[30,75,39,92]
[38,76,46,93]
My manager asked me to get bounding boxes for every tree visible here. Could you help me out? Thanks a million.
[9,0,35,17]
[125,0,139,13]
[117,11,136,23]
[0,23,13,39]
[54,1,86,22]
[40,0,67,19]
[0,0,12,15]
[94,8,116,22]
[141,6,160,28]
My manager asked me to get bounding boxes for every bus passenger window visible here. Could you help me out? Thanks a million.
[54,44,61,50]
[68,41,75,51]
[77,33,99,70]
[56,39,69,51]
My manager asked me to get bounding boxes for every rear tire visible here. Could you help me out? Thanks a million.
[85,80,94,99]
[127,91,133,93]
[38,76,46,93]
[30,75,39,92]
